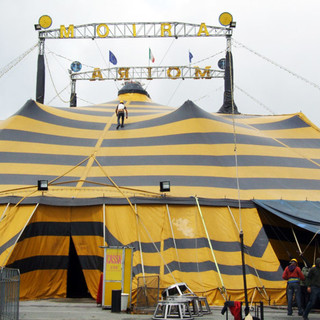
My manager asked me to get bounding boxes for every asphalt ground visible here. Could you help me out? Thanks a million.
[18,298,320,320]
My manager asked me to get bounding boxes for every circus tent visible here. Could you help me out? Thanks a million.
[1,82,320,304]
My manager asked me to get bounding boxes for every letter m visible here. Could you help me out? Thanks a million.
[194,66,212,79]
[60,25,74,38]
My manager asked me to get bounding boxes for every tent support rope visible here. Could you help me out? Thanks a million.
[291,226,307,267]
[195,196,226,299]
[95,157,177,282]
[0,203,10,221]
[7,156,92,206]
[166,204,181,271]
[227,206,240,233]
[301,230,320,257]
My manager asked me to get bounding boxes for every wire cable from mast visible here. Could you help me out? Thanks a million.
[44,52,73,104]
[233,38,320,91]
[0,42,38,79]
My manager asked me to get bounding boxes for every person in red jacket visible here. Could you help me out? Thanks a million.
[282,258,305,316]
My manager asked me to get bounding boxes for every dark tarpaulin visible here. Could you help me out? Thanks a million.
[0,195,254,208]
[253,199,320,234]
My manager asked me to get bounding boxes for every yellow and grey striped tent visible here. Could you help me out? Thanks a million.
[1,82,320,304]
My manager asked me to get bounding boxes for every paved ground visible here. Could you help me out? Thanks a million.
[18,298,320,320]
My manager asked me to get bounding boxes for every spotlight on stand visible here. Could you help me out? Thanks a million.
[160,181,170,192]
[37,180,48,191]
[34,24,41,31]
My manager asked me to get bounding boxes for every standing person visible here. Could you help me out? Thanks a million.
[115,100,128,129]
[282,258,305,316]
[302,258,320,320]
[300,265,310,311]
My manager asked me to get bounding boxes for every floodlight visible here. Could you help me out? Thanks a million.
[160,181,170,192]
[37,180,48,191]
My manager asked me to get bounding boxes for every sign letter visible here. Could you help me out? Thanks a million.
[147,67,153,80]
[194,66,212,79]
[118,68,130,80]
[132,24,136,37]
[161,23,172,37]
[60,25,74,38]
[197,23,209,36]
[90,68,103,81]
[167,67,181,79]
[97,24,109,38]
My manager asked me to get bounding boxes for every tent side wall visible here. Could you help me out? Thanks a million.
[2,203,286,305]
[104,204,286,305]
[5,205,104,299]
[0,204,37,267]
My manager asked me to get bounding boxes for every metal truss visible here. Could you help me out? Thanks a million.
[39,22,232,39]
[70,66,225,81]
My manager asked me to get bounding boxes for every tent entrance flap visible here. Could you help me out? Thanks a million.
[67,236,90,298]
[253,200,320,234]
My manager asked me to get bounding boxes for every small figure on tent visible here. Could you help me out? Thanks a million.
[115,100,128,129]
[282,258,305,316]
[302,257,320,320]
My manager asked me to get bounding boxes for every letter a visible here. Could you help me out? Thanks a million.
[197,23,209,36]
[90,68,103,81]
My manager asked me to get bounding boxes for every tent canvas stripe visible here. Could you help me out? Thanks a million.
[249,115,310,130]
[94,154,319,168]
[0,129,98,146]
[82,175,320,190]
[18,100,106,130]
[1,174,320,191]
[101,132,283,147]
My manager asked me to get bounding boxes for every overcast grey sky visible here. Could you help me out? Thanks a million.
[1,0,320,127]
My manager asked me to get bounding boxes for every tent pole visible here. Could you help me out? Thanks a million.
[228,206,269,301]
[195,196,226,299]
[103,203,106,246]
[291,226,307,267]
[70,79,77,107]
[240,230,249,316]
[135,204,145,280]
[36,38,45,103]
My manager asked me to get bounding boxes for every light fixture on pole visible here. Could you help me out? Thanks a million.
[160,181,170,192]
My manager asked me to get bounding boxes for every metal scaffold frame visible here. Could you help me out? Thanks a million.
[39,22,232,39]
[71,66,225,81]
[35,18,235,107]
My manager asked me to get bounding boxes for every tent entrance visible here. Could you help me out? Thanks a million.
[67,236,91,298]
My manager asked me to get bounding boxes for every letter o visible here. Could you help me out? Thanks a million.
[167,67,181,79]
[97,24,109,38]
